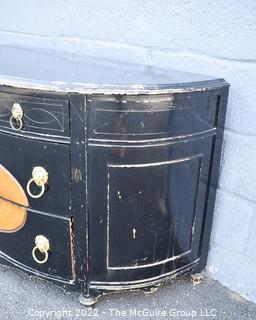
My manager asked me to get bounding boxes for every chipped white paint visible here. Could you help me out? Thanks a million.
[106,172,110,269]
[117,190,122,200]
[132,228,136,239]
[0,76,224,96]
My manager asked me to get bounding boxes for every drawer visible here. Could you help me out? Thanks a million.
[0,132,71,217]
[0,205,74,282]
[0,92,69,140]
[88,93,219,141]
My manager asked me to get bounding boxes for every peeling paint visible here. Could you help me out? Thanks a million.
[0,78,227,95]
[69,217,76,281]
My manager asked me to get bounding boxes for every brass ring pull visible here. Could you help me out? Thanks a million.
[10,115,23,131]
[32,235,50,264]
[27,179,45,199]
[32,246,49,264]
[9,103,24,131]
[26,167,48,199]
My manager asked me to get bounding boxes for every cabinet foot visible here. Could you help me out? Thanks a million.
[190,273,203,285]
[142,285,160,294]
[79,293,100,306]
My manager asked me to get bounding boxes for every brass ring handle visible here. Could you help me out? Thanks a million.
[32,235,50,264]
[26,167,48,199]
[9,115,23,131]
[32,246,49,264]
[27,178,45,199]
[9,103,24,131]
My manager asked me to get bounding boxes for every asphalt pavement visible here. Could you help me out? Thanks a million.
[0,264,255,320]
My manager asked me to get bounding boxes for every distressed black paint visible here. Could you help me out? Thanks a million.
[0,47,229,304]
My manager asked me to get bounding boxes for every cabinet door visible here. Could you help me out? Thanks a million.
[88,135,214,284]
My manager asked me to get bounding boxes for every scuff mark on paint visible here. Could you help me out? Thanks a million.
[117,190,122,200]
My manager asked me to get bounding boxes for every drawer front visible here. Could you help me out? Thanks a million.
[0,207,74,282]
[0,92,69,139]
[88,93,219,141]
[0,132,71,217]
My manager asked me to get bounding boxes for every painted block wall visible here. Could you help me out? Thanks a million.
[1,0,256,303]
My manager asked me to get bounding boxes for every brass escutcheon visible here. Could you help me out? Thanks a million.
[26,167,48,199]
[32,235,50,264]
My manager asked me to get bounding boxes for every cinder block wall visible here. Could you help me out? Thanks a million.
[1,1,256,303]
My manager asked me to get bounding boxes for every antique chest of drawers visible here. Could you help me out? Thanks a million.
[0,46,229,305]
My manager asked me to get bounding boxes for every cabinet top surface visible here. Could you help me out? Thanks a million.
[0,46,228,94]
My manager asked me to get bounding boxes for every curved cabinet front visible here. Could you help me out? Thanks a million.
[88,135,214,285]
[88,92,218,142]
[0,72,228,303]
